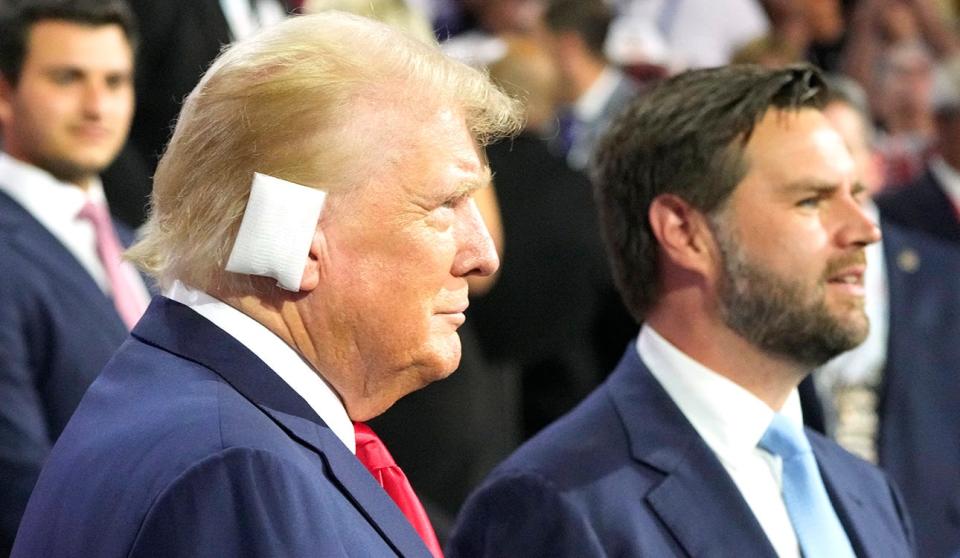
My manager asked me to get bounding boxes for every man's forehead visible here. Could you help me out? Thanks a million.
[742,108,855,188]
[25,20,132,67]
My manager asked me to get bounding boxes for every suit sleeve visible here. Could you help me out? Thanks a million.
[0,267,53,555]
[129,448,351,557]
[447,470,607,558]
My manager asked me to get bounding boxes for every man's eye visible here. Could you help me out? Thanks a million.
[797,196,821,208]
[49,71,79,85]
[105,74,131,89]
[442,195,465,209]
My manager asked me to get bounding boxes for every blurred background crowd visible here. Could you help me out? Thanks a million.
[2,0,960,557]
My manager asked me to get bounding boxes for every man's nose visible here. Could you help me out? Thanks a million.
[453,197,499,278]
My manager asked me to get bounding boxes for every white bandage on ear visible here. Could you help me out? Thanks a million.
[225,172,327,292]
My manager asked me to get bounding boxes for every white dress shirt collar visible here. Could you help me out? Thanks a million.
[165,281,356,453]
[637,324,803,558]
[219,0,287,41]
[0,151,106,228]
[574,66,625,123]
[638,324,803,462]
[0,152,151,308]
[929,155,960,210]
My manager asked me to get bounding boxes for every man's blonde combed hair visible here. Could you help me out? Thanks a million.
[127,12,522,293]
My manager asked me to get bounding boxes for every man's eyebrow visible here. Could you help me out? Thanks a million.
[781,179,839,194]
[454,165,492,197]
[781,179,869,198]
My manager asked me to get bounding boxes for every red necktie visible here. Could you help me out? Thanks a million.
[76,200,146,329]
[353,422,444,558]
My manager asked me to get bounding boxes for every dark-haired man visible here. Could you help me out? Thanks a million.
[0,0,147,552]
[449,65,915,557]
[544,0,638,171]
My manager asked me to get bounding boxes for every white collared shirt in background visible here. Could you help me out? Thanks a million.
[0,152,151,306]
[929,155,960,213]
[637,324,802,558]
[219,0,287,41]
[610,0,769,69]
[573,66,625,124]
[165,281,356,453]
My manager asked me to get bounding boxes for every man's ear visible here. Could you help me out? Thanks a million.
[0,75,15,128]
[648,194,716,275]
[299,225,325,292]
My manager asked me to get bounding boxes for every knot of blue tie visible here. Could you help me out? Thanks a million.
[759,413,812,460]
[759,413,857,558]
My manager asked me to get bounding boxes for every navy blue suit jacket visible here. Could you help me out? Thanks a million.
[0,191,135,554]
[879,221,960,558]
[12,297,433,557]
[876,168,960,245]
[449,347,915,557]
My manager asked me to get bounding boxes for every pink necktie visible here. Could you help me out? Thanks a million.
[354,422,444,558]
[77,201,145,329]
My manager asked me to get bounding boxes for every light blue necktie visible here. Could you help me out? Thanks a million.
[759,413,857,558]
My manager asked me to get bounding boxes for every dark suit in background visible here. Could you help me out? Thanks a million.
[0,191,134,554]
[470,134,631,437]
[12,298,434,558]
[450,348,916,558]
[876,168,960,245]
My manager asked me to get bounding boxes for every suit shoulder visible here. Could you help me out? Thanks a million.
[449,468,606,558]
[490,382,627,487]
[128,446,342,557]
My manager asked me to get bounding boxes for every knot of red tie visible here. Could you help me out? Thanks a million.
[353,422,443,558]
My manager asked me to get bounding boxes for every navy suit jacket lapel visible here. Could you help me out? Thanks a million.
[607,348,779,558]
[810,434,912,558]
[131,297,431,557]
[0,191,127,333]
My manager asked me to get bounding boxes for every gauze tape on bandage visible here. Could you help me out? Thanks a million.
[225,172,327,291]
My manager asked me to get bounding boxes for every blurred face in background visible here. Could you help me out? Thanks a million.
[466,0,544,34]
[0,20,134,189]
[803,0,844,43]
[878,46,935,133]
[823,100,885,194]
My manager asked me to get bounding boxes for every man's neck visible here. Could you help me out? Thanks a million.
[645,303,805,412]
[1,150,93,190]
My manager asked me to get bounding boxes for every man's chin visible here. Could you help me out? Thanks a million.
[421,333,463,383]
[834,308,870,347]
[43,157,112,186]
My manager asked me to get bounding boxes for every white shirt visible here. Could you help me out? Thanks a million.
[0,152,150,304]
[165,281,356,453]
[573,66,625,124]
[637,325,802,558]
[611,0,769,69]
[929,155,960,213]
[219,0,287,41]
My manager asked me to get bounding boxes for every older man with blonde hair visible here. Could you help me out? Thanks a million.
[12,11,520,558]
